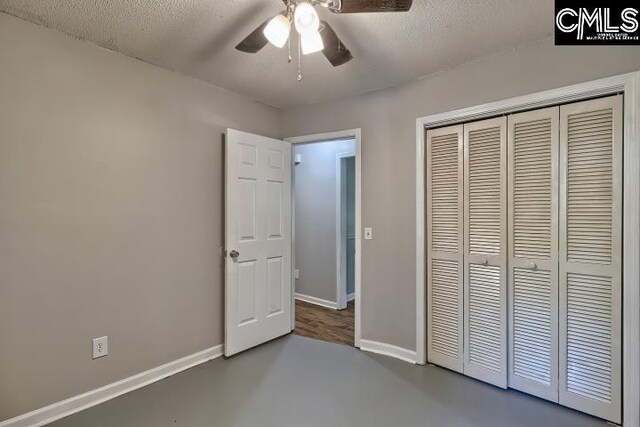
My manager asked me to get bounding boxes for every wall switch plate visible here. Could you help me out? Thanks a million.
[364,227,373,240]
[294,269,300,279]
[93,336,108,359]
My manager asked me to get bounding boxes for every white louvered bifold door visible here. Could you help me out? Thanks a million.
[507,107,559,402]
[463,117,508,388]
[427,125,464,372]
[559,95,622,424]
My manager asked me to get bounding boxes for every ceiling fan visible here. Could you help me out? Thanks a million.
[236,0,413,76]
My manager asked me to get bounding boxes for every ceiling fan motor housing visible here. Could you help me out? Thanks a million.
[236,0,413,68]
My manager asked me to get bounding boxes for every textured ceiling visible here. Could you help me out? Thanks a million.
[0,0,554,108]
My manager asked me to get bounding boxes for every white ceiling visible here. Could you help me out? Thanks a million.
[0,0,554,109]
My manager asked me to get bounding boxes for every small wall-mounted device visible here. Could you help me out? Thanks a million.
[364,227,373,240]
[93,336,109,359]
[294,153,302,165]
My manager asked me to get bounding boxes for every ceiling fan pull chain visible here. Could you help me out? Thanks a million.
[297,31,303,81]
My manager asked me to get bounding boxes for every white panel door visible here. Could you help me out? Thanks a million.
[426,125,464,372]
[225,129,292,357]
[559,96,622,423]
[507,107,559,402]
[463,117,508,388]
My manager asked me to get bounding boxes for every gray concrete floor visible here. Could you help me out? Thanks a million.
[50,335,608,427]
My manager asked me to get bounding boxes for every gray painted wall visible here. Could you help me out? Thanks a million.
[344,157,356,295]
[0,13,279,421]
[293,139,355,303]
[345,157,356,297]
[3,9,640,422]
[281,38,640,351]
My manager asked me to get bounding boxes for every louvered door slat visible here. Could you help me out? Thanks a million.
[507,106,559,402]
[468,264,502,372]
[427,125,464,372]
[430,259,462,359]
[559,95,622,424]
[463,117,507,388]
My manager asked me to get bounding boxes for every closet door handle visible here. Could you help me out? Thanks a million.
[482,258,489,266]
[527,262,538,271]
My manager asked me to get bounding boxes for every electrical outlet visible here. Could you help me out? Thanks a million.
[93,336,108,359]
[364,227,373,240]
[294,269,300,279]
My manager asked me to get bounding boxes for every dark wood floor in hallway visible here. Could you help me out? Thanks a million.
[294,299,354,346]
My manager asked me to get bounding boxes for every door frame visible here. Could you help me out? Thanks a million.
[285,129,362,347]
[336,151,356,310]
[415,71,640,427]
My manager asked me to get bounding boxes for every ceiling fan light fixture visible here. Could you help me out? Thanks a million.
[300,30,324,55]
[294,2,320,35]
[263,13,291,48]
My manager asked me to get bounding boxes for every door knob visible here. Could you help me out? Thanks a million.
[482,258,489,266]
[527,262,538,271]
[229,250,240,259]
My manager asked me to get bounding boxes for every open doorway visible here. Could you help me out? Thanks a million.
[291,138,356,346]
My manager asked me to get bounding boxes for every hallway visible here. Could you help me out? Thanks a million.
[294,300,354,346]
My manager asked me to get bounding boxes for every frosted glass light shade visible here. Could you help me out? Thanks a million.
[294,2,320,35]
[301,30,324,55]
[264,14,291,48]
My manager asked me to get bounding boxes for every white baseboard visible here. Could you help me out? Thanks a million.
[347,292,355,302]
[1,345,224,427]
[295,293,338,310]
[359,339,417,364]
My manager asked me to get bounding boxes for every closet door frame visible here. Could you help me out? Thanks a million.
[416,71,640,427]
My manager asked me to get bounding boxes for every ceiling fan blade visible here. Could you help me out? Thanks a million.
[320,21,353,67]
[235,19,270,53]
[331,0,413,13]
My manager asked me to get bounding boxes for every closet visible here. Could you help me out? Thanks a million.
[426,95,622,424]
